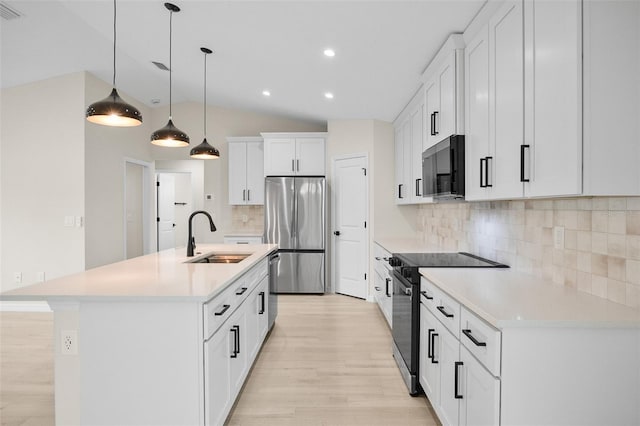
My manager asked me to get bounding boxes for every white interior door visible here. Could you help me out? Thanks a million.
[333,155,368,299]
[157,174,176,251]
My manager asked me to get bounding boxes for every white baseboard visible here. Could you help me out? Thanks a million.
[0,301,51,312]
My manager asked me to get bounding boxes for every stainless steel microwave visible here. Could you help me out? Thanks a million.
[422,135,465,200]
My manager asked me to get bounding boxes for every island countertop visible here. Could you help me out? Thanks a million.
[0,244,278,303]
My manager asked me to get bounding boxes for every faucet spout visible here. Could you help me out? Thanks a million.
[187,210,217,257]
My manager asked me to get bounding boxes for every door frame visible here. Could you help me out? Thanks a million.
[123,158,153,259]
[330,152,370,298]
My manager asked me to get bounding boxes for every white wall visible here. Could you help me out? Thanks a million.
[84,72,154,269]
[125,162,144,259]
[1,73,86,292]
[149,101,326,242]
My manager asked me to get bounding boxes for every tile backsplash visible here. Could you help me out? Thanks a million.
[417,197,640,309]
[230,205,264,233]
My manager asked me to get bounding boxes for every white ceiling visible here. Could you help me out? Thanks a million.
[0,0,485,124]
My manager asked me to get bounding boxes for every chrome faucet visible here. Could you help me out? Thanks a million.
[187,210,217,257]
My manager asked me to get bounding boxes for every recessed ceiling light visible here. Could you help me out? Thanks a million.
[262,90,271,97]
[324,92,334,99]
[323,48,335,57]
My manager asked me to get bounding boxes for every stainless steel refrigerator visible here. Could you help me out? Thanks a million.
[264,176,325,293]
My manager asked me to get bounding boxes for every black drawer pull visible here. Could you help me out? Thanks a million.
[230,326,239,358]
[415,178,422,196]
[420,290,433,300]
[462,329,487,347]
[374,286,381,292]
[385,278,391,297]
[259,291,265,314]
[427,328,435,361]
[520,144,530,182]
[430,332,439,364]
[214,304,231,316]
[235,287,248,295]
[437,305,454,318]
[454,361,463,399]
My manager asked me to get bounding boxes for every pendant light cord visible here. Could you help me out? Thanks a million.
[169,9,173,119]
[112,0,116,87]
[203,51,207,137]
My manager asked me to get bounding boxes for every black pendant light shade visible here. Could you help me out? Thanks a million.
[86,88,142,127]
[151,2,189,147]
[190,138,220,159]
[86,0,142,127]
[190,47,220,159]
[151,118,190,147]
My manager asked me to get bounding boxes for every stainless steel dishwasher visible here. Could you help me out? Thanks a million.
[268,252,280,330]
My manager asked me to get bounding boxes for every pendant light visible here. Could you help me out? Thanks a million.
[86,0,142,127]
[151,2,189,147]
[190,48,220,159]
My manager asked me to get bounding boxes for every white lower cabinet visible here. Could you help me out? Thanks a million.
[420,277,501,426]
[204,259,270,426]
[373,243,392,326]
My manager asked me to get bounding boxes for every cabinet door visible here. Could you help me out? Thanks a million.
[419,304,440,406]
[437,325,460,426]
[264,138,296,176]
[411,102,427,203]
[228,307,248,398]
[246,141,265,205]
[256,276,269,345]
[245,287,260,363]
[401,119,412,204]
[295,138,325,175]
[438,51,457,140]
[464,24,490,201]
[489,0,525,199]
[228,142,248,205]
[394,126,404,204]
[424,79,440,148]
[459,346,500,426]
[204,325,232,426]
[524,0,582,197]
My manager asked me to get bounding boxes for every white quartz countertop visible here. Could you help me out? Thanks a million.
[0,244,278,303]
[420,268,640,328]
[375,237,434,254]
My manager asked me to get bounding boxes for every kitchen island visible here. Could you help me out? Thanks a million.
[1,244,277,426]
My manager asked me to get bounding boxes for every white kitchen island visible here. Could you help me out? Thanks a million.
[0,244,278,426]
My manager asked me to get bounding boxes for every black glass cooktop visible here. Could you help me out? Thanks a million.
[395,252,509,268]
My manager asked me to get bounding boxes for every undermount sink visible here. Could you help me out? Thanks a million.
[189,253,251,264]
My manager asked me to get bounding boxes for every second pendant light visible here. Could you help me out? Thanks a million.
[151,2,189,147]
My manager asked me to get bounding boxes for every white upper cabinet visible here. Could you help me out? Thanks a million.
[227,137,264,205]
[262,133,327,176]
[465,0,640,199]
[423,35,465,149]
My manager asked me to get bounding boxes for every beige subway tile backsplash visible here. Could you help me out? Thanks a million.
[416,196,640,309]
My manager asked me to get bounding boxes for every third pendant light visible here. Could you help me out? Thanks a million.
[190,47,220,159]
[151,2,189,147]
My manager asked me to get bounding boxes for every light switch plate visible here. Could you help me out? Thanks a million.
[553,226,565,249]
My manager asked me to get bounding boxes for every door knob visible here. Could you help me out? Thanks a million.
[333,231,341,236]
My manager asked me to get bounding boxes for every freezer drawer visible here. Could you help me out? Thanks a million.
[275,252,325,294]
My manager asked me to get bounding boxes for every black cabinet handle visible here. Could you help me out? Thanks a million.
[415,178,422,197]
[430,332,439,364]
[230,326,239,358]
[375,256,381,261]
[480,158,486,188]
[462,329,486,347]
[430,113,436,136]
[437,305,454,318]
[374,286,381,292]
[520,145,530,182]
[485,156,493,187]
[235,325,241,355]
[243,189,246,201]
[235,287,248,295]
[214,304,231,316]
[385,278,391,297]
[247,189,250,201]
[420,290,433,300]
[333,231,341,236]
[292,159,295,172]
[427,328,435,361]
[259,291,265,314]
[433,111,439,135]
[454,361,464,399]
[398,184,403,199]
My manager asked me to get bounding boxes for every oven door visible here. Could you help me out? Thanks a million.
[392,270,414,372]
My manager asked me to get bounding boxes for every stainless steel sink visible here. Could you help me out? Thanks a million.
[189,253,251,264]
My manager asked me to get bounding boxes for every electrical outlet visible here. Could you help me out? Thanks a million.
[36,271,46,282]
[242,214,249,223]
[553,226,565,249]
[61,330,78,355]
[13,272,22,284]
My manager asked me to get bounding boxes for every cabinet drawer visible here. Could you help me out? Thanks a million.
[426,279,461,338]
[243,258,268,289]
[204,280,243,339]
[420,277,439,311]
[460,307,501,377]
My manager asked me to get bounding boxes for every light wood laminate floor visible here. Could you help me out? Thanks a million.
[0,295,438,425]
